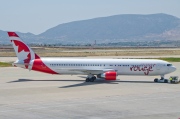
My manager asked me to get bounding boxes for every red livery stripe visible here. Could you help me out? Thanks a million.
[32,59,58,74]
[8,32,19,37]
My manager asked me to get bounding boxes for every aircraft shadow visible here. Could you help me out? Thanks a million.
[60,80,119,88]
[7,79,83,83]
[117,80,154,83]
[7,79,119,88]
[7,78,156,88]
[60,80,158,88]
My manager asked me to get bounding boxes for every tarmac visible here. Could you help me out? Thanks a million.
[0,61,180,119]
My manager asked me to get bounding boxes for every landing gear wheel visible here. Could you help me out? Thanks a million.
[92,76,96,81]
[164,79,168,83]
[154,78,158,82]
[86,78,90,82]
[89,78,94,82]
[89,76,96,82]
[86,76,96,82]
[86,74,96,82]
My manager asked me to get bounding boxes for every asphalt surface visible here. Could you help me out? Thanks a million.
[0,62,180,119]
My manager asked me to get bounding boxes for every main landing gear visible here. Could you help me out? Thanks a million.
[86,74,96,82]
[154,75,168,83]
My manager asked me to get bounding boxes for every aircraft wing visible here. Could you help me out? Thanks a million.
[55,68,116,74]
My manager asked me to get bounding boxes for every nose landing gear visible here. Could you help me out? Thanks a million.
[154,75,168,83]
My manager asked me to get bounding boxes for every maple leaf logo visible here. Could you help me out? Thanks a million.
[12,40,31,68]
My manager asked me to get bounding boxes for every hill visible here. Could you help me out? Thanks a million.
[1,13,180,45]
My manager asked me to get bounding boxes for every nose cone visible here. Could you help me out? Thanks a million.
[170,66,176,73]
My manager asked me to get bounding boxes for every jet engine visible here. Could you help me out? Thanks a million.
[97,71,117,80]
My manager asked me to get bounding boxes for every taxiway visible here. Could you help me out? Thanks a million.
[0,63,180,119]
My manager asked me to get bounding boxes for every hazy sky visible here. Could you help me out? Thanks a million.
[0,0,180,34]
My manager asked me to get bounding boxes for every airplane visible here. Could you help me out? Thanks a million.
[7,32,176,82]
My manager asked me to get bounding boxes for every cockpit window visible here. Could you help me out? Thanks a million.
[167,64,172,66]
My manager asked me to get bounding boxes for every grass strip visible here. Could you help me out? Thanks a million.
[0,62,12,67]
[158,57,180,62]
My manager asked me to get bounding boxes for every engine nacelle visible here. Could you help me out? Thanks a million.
[97,71,117,80]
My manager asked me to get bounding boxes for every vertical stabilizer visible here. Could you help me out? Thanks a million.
[7,32,40,68]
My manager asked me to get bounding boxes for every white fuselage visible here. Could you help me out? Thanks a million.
[26,58,176,76]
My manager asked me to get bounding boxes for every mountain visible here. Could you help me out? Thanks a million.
[1,13,180,45]
[0,30,37,44]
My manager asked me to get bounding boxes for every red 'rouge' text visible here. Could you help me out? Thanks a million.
[130,64,155,75]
